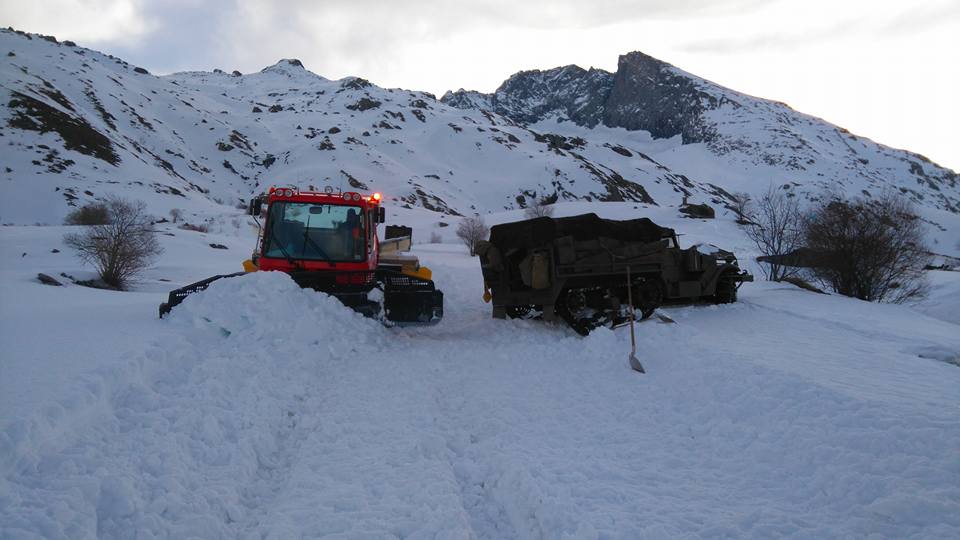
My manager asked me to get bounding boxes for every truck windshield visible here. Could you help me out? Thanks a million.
[264,202,365,262]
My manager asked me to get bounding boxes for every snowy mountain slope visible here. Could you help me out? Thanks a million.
[4,28,957,244]
[443,52,959,216]
[2,212,959,538]
[2,28,742,227]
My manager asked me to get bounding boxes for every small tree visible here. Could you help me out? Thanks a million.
[64,202,110,225]
[804,193,930,303]
[744,186,804,281]
[64,197,163,289]
[524,198,555,219]
[169,208,183,223]
[730,192,752,224]
[456,215,489,256]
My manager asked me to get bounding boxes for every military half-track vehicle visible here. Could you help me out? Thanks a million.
[476,213,753,335]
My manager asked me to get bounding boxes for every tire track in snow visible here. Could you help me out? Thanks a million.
[398,323,606,540]
[233,391,322,534]
[428,364,523,539]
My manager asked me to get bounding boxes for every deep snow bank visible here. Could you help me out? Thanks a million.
[1,272,389,538]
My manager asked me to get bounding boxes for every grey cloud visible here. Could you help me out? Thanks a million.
[680,1,960,55]
[83,0,771,77]
[679,17,868,54]
[878,2,960,35]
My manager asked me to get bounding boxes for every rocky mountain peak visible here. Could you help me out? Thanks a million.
[440,89,492,111]
[440,49,958,214]
[443,49,726,141]
[603,50,721,143]
[259,58,307,74]
[442,64,613,126]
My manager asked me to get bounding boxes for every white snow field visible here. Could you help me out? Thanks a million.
[1,205,959,539]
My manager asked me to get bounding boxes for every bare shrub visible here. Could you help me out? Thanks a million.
[64,202,110,225]
[456,215,489,256]
[429,231,442,244]
[63,197,163,289]
[730,192,752,224]
[179,222,210,233]
[780,276,826,294]
[169,208,183,223]
[804,193,930,303]
[744,186,804,281]
[524,198,555,219]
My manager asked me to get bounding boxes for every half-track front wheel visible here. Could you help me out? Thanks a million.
[713,272,738,304]
[635,279,664,320]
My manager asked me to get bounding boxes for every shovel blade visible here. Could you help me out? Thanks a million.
[655,313,677,324]
[629,353,645,373]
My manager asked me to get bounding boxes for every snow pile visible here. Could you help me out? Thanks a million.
[165,270,386,346]
[1,272,388,538]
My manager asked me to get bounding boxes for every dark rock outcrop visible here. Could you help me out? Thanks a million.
[445,53,720,144]
[346,98,381,112]
[37,273,62,286]
[7,91,119,165]
[443,66,612,127]
[492,66,612,127]
[439,89,491,111]
[679,203,715,219]
[603,52,720,144]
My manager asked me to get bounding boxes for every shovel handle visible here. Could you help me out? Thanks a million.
[626,267,645,372]
[626,267,636,352]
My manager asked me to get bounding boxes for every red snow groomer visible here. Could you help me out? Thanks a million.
[159,186,443,325]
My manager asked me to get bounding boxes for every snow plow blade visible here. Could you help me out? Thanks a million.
[159,269,442,326]
[159,272,246,318]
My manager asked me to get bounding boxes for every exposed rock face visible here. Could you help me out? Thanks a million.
[679,202,716,219]
[491,66,612,127]
[602,52,719,144]
[443,53,718,143]
[439,89,492,111]
[259,58,307,76]
[7,91,119,165]
[443,66,612,127]
[37,273,62,286]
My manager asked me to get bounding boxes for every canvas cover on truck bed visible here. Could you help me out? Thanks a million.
[488,213,674,251]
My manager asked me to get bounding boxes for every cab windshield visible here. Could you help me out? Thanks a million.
[264,202,365,262]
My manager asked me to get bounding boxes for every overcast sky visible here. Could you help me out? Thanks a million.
[3,0,958,171]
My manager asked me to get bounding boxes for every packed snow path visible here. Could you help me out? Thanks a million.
[3,254,959,538]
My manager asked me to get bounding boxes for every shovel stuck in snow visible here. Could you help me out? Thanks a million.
[626,267,645,373]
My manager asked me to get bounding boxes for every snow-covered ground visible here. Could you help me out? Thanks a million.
[2,206,959,538]
[919,269,960,326]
